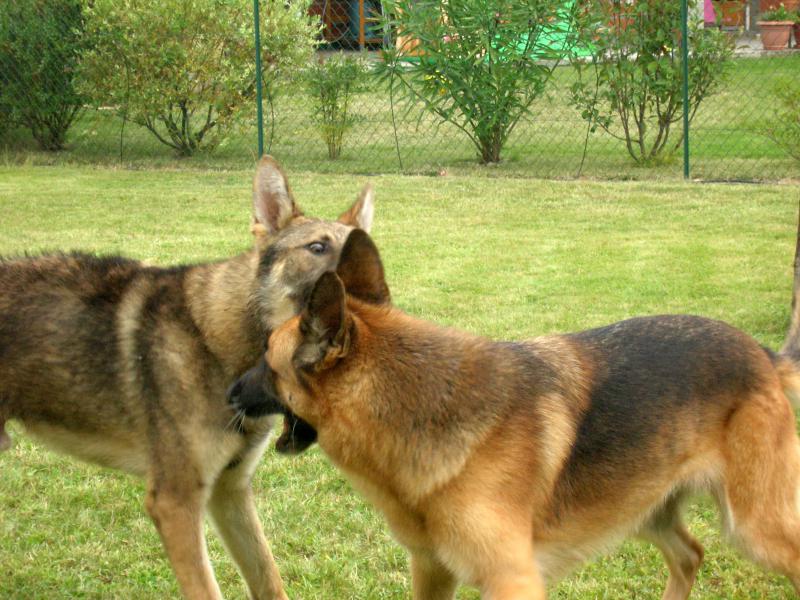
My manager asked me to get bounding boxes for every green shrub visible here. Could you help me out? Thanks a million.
[570,0,733,165]
[376,0,579,164]
[303,53,369,159]
[80,0,318,157]
[763,83,800,162]
[0,0,87,151]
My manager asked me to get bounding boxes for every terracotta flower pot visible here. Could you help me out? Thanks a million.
[794,22,800,47]
[759,20,794,49]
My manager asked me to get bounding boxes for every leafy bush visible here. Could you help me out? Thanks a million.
[763,83,800,162]
[303,53,369,159]
[376,0,579,164]
[570,0,733,165]
[80,0,318,156]
[0,0,87,151]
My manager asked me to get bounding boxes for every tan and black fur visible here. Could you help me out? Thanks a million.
[0,157,375,600]
[234,229,800,599]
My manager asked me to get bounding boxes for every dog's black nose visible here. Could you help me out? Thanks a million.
[227,357,286,418]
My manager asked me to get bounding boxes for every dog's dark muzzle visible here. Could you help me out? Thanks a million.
[226,357,284,418]
[227,357,317,454]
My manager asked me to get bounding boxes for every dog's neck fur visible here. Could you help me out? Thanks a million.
[184,248,277,378]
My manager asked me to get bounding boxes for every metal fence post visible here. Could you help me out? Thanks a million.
[681,0,690,180]
[254,0,264,158]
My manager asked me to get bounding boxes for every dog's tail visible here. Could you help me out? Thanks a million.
[778,200,800,409]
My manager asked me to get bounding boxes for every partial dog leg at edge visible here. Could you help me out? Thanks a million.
[0,419,11,451]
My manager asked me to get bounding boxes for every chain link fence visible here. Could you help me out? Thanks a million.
[0,0,798,181]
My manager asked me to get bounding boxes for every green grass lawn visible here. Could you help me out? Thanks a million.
[2,53,798,182]
[0,164,799,598]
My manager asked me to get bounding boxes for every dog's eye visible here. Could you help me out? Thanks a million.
[307,241,327,255]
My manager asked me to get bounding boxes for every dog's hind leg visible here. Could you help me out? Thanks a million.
[0,418,11,452]
[208,457,288,600]
[637,495,704,600]
[719,391,800,593]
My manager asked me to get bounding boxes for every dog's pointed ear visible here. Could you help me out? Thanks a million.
[252,155,303,242]
[336,229,390,305]
[294,272,350,371]
[338,184,374,232]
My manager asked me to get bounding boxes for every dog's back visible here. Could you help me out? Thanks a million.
[554,314,778,506]
[0,253,146,429]
[522,316,792,570]
[0,252,205,472]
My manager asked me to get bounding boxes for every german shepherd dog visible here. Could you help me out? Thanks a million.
[0,157,374,600]
[231,228,800,599]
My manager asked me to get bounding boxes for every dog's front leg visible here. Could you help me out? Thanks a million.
[145,475,221,600]
[471,544,546,600]
[208,464,288,600]
[479,570,547,600]
[410,551,458,600]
